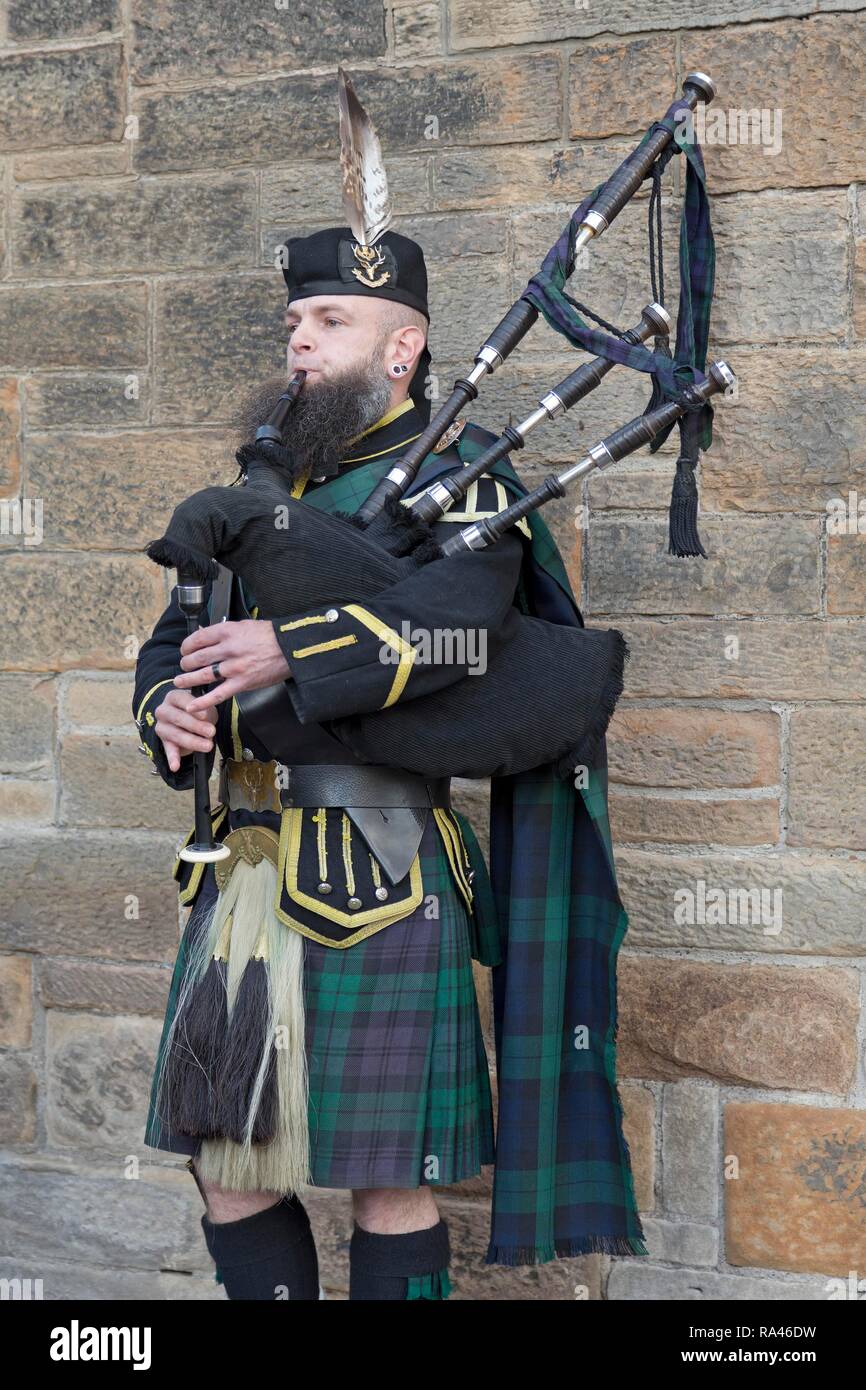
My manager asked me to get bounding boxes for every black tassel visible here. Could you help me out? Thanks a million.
[667,413,707,559]
[668,456,707,558]
[216,959,278,1144]
[165,957,230,1138]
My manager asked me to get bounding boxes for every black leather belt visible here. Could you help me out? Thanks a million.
[278,763,451,811]
[220,758,452,886]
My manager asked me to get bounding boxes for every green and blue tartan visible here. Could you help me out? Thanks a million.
[144,812,495,1189]
[303,439,648,1266]
[301,813,495,1190]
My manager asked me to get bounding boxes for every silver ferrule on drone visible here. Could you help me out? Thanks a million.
[513,390,567,443]
[458,523,487,551]
[468,344,503,385]
[426,480,455,511]
[583,209,609,237]
[177,583,207,606]
[571,209,609,258]
[560,442,615,486]
[385,464,412,487]
[539,389,568,420]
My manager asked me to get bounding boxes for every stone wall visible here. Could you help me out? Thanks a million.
[0,1,864,1300]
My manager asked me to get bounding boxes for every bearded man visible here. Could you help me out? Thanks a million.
[133,225,644,1301]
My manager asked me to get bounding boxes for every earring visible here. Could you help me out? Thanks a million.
[390,363,408,377]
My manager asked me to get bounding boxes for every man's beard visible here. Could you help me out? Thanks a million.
[233,352,393,479]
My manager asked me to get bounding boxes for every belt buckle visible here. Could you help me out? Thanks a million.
[229,757,282,813]
[279,764,294,810]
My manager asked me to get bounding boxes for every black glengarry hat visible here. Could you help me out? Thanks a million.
[281,226,428,320]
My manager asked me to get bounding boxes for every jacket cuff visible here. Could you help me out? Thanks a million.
[272,603,418,722]
[134,676,203,791]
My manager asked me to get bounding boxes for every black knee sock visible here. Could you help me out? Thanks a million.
[200,1194,320,1301]
[349,1217,451,1301]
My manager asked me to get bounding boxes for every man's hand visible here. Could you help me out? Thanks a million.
[154,688,218,773]
[172,619,291,712]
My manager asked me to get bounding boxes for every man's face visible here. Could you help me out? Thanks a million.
[233,292,423,479]
[285,294,388,385]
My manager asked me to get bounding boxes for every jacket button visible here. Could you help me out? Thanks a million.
[317,882,332,894]
[347,896,363,910]
[374,886,389,901]
[325,609,339,622]
[242,747,254,760]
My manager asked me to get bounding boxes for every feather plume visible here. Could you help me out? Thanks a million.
[338,65,393,247]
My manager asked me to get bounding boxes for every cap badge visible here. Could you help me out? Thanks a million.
[337,236,399,291]
[351,241,390,288]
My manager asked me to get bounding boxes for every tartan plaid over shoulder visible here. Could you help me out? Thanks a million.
[301,431,647,1266]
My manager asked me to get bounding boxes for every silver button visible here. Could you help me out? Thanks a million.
[374,886,389,901]
[138,743,149,756]
[325,609,339,622]
[347,896,363,910]
[317,882,332,894]
[242,747,254,761]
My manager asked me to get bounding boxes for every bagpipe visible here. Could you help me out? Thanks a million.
[142,71,736,863]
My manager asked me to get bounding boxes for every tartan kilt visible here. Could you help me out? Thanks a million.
[143,813,496,1190]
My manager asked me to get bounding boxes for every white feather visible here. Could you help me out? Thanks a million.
[338,65,393,247]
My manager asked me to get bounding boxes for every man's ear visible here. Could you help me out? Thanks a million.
[390,324,426,373]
